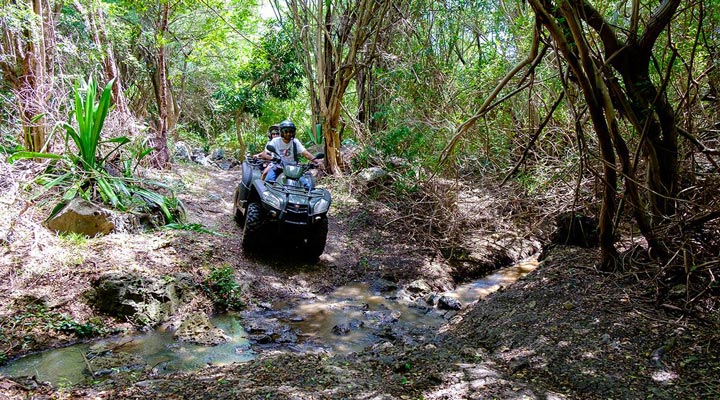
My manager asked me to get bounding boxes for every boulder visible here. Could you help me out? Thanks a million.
[88,272,195,327]
[438,296,463,310]
[45,198,114,237]
[173,141,192,162]
[86,349,146,376]
[357,167,388,185]
[209,148,225,161]
[406,279,432,295]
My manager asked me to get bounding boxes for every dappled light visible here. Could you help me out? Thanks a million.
[1,0,719,398]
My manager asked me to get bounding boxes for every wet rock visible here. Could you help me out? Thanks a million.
[241,313,300,345]
[332,320,364,336]
[406,279,432,295]
[45,198,115,237]
[88,272,195,327]
[174,312,231,346]
[369,278,398,294]
[438,296,463,310]
[249,334,273,344]
[425,294,439,306]
[87,351,146,376]
[363,310,401,330]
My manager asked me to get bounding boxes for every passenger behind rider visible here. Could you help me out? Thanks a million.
[254,124,280,179]
[261,120,320,188]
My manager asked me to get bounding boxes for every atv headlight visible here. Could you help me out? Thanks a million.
[312,198,330,215]
[262,190,283,210]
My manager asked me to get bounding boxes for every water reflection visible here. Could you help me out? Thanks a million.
[450,260,538,305]
[0,259,538,386]
[0,313,253,386]
[286,259,539,355]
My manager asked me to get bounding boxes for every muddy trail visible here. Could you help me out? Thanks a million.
[1,161,718,399]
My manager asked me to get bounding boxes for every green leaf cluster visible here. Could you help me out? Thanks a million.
[9,77,184,226]
[63,78,115,171]
[202,266,244,311]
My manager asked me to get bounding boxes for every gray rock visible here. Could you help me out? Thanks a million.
[438,296,463,310]
[357,167,388,185]
[174,312,231,346]
[406,279,432,295]
[173,141,192,162]
[87,351,146,376]
[209,148,225,160]
[45,198,115,237]
[369,278,398,294]
[89,272,195,327]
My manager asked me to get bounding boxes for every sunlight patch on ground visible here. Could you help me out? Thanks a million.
[651,369,678,383]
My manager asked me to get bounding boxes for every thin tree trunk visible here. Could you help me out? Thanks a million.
[73,0,129,114]
[152,2,171,168]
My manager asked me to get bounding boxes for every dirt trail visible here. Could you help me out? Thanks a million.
[1,161,718,399]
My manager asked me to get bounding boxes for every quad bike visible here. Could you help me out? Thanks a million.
[233,146,331,262]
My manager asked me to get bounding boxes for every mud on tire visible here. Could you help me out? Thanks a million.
[304,216,328,262]
[233,193,245,226]
[242,202,264,251]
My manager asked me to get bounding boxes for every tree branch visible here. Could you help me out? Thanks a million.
[639,0,681,51]
[439,19,542,165]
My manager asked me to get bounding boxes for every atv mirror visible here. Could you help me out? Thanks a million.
[314,153,325,160]
[266,145,277,154]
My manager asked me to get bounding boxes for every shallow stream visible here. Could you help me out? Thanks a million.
[0,260,537,386]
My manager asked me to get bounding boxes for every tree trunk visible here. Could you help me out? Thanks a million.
[285,0,397,175]
[73,0,129,114]
[10,0,51,153]
[149,2,171,168]
[527,0,682,267]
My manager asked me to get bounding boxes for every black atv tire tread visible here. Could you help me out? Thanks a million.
[242,202,264,251]
[305,216,328,262]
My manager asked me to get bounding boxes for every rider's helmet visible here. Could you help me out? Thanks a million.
[278,120,296,139]
[267,124,280,140]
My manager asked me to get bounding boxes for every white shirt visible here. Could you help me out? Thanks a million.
[266,137,307,164]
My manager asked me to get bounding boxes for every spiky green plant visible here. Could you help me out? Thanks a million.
[9,76,185,227]
[64,77,114,170]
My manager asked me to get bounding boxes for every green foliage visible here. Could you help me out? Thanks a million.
[214,21,303,118]
[0,133,23,156]
[202,266,244,311]
[53,319,105,338]
[58,232,89,245]
[9,77,184,226]
[305,124,324,146]
[63,77,115,171]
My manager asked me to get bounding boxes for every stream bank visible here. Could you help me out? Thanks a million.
[1,161,718,399]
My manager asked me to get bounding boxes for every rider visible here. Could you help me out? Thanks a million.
[262,120,320,187]
[255,124,280,178]
[254,124,280,159]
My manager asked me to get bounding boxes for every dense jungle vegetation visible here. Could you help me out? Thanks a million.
[1,0,719,398]
[4,0,717,291]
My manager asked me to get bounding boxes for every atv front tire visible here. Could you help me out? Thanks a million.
[304,216,328,262]
[242,202,264,251]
